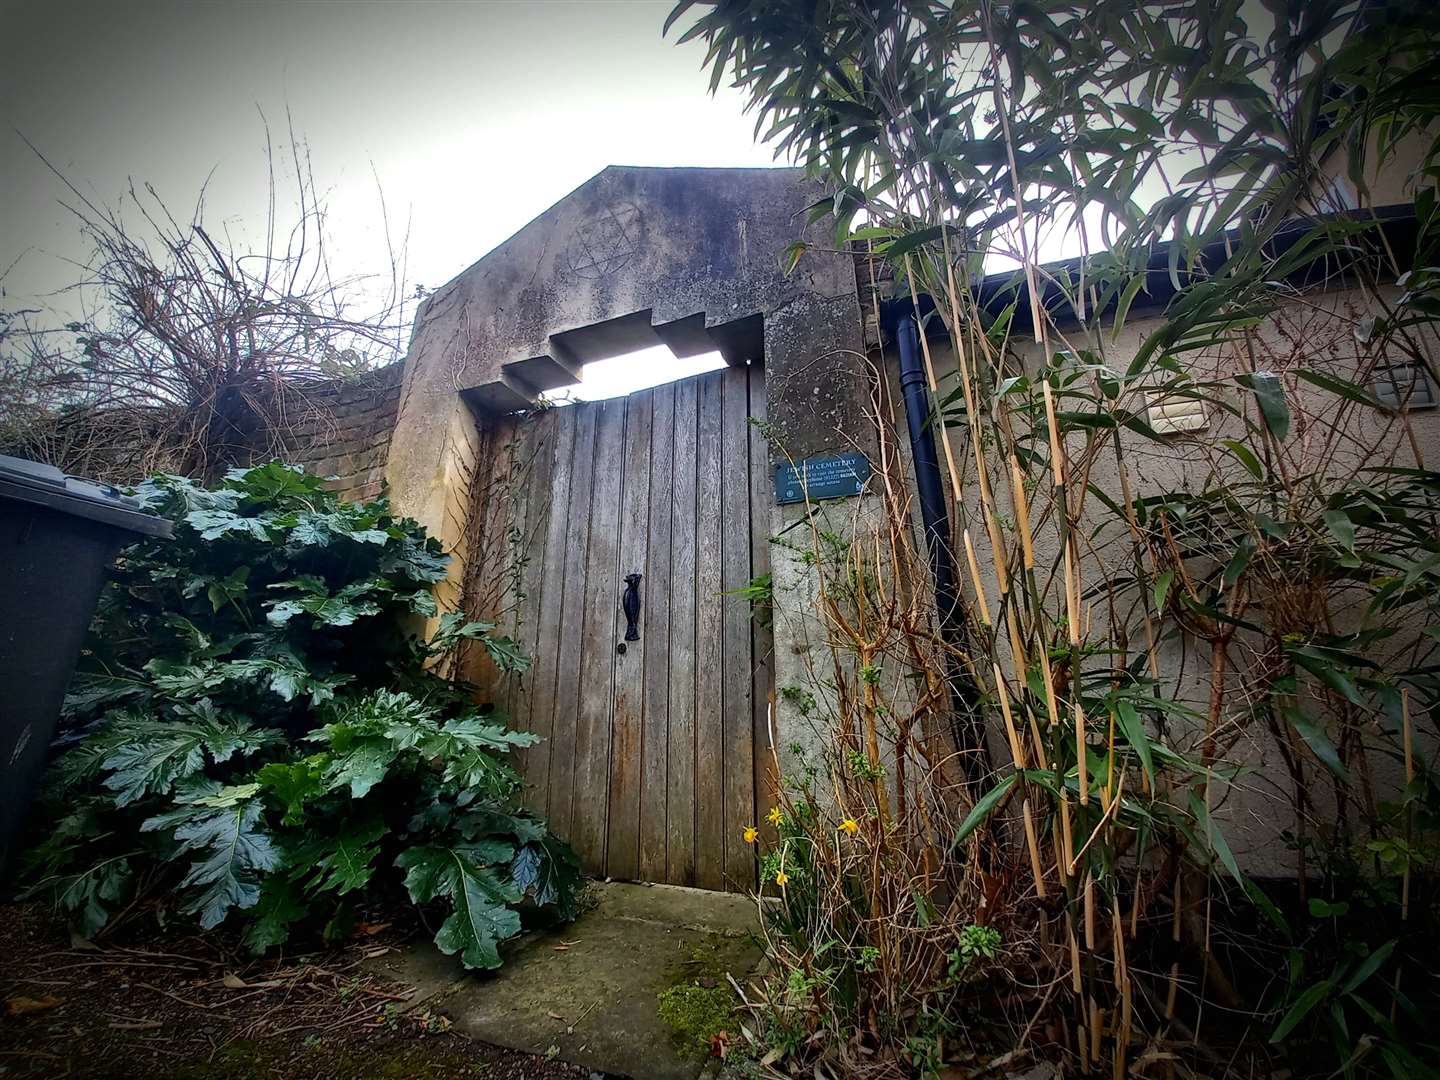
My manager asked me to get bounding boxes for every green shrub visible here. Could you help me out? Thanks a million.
[21,462,581,969]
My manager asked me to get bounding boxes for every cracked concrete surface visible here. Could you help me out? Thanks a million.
[369,881,763,1080]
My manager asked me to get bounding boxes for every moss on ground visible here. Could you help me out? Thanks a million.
[656,938,740,1059]
[657,982,737,1059]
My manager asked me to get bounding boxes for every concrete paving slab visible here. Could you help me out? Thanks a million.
[367,882,763,1080]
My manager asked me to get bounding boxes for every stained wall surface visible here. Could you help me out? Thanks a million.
[884,283,1439,876]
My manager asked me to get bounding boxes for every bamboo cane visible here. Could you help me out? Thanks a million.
[1083,871,1096,950]
[963,529,993,627]
[1090,1001,1104,1071]
[1009,454,1036,570]
[1113,894,1131,1080]
[1394,688,1413,1022]
[1166,871,1182,1020]
[1022,798,1047,899]
[1068,913,1083,995]
[995,662,1024,764]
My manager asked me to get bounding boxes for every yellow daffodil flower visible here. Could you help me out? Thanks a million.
[766,806,784,827]
[838,817,859,836]
[743,826,759,844]
[774,869,789,887]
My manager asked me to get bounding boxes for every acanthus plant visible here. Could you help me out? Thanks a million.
[21,461,581,970]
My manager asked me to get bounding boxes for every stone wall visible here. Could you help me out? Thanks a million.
[279,361,403,501]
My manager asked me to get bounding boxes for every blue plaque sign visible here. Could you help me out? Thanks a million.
[774,452,871,505]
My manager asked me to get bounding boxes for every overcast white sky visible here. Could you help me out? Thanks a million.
[1,0,777,397]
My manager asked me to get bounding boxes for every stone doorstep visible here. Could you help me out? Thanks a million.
[366,881,765,1080]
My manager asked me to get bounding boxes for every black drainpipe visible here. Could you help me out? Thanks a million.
[883,297,991,786]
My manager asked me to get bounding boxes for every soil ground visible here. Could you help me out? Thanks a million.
[0,902,592,1080]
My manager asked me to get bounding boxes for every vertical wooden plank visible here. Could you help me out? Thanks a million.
[748,365,779,845]
[546,405,597,840]
[720,366,757,890]
[667,377,699,886]
[606,390,653,882]
[572,398,626,875]
[694,371,726,891]
[640,383,675,882]
[503,411,557,785]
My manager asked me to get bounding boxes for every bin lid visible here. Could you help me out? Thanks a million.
[0,455,173,538]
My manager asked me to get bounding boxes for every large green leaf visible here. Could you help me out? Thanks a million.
[322,740,399,799]
[50,853,135,939]
[511,836,584,920]
[185,509,271,542]
[63,671,148,716]
[396,843,522,970]
[378,539,451,584]
[223,656,350,704]
[243,876,308,952]
[307,817,387,895]
[146,659,231,697]
[265,593,383,628]
[144,785,281,929]
[436,866,523,970]
[257,758,326,825]
[457,807,550,845]
[100,708,279,807]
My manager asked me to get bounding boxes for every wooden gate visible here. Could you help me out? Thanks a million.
[494,364,773,892]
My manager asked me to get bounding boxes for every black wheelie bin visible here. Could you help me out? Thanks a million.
[0,455,172,873]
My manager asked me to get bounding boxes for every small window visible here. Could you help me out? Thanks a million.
[1372,362,1438,410]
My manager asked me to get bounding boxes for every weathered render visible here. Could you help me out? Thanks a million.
[381,166,875,886]
[385,166,868,535]
[339,162,1436,885]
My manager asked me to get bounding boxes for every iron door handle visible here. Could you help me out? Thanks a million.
[622,573,642,642]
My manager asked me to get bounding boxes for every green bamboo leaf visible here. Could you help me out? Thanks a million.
[1296,368,1387,409]
[1113,699,1155,782]
[1237,372,1291,440]
[1322,509,1356,551]
[1270,980,1333,1043]
[1153,569,1175,611]
[1341,938,1396,995]
[1283,707,1350,781]
[1112,274,1145,339]
[1221,439,1263,478]
[882,225,945,259]
[1289,647,1366,705]
[1188,792,1243,883]
[950,773,1017,849]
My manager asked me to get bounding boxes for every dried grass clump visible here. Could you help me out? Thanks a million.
[0,129,410,483]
